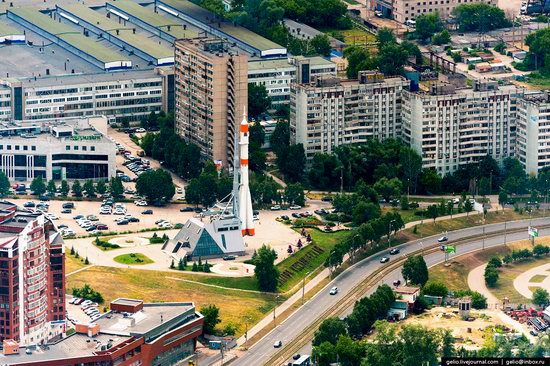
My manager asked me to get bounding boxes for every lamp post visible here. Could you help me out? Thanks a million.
[388,219,396,247]
[302,271,310,305]
[273,295,280,327]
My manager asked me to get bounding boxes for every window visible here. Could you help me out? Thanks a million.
[74,146,79,151]
[91,146,95,151]
[31,146,36,151]
[23,146,28,151]
[65,146,70,151]
[82,146,87,151]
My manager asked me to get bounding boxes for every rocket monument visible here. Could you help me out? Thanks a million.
[238,109,255,236]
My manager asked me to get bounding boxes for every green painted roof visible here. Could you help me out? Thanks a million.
[110,2,199,39]
[0,21,22,37]
[59,4,173,59]
[160,0,283,52]
[9,8,129,64]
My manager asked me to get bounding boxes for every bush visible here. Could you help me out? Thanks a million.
[454,290,487,309]
[72,284,104,303]
[488,256,502,268]
[484,266,499,288]
[422,281,448,297]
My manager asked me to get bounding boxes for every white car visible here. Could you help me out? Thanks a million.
[329,286,338,295]
[289,205,301,210]
[136,128,146,133]
[270,205,281,211]
[45,213,58,220]
[159,222,173,229]
[135,201,148,206]
[380,257,390,263]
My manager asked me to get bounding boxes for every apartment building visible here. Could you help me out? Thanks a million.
[0,116,116,182]
[248,56,337,105]
[0,203,65,346]
[290,71,410,159]
[0,67,174,123]
[375,0,498,23]
[402,81,522,174]
[175,38,248,168]
[516,92,550,175]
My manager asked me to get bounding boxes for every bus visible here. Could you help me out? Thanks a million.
[290,355,311,366]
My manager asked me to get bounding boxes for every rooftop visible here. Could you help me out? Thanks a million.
[394,286,420,295]
[159,0,283,53]
[95,302,196,335]
[57,4,174,60]
[108,1,201,39]
[248,56,335,72]
[0,333,132,364]
[8,8,131,65]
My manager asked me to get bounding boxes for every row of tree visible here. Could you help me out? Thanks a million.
[28,176,124,200]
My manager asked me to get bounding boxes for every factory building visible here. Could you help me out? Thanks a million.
[0,116,116,182]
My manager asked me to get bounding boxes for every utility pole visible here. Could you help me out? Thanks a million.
[482,225,485,250]
[504,221,507,247]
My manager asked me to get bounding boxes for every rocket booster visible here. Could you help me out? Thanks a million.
[238,110,255,236]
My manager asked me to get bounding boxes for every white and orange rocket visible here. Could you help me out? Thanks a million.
[238,109,255,236]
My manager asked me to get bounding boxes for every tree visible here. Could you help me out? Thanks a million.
[373,177,402,202]
[83,179,96,198]
[488,256,502,268]
[177,258,184,270]
[248,84,271,118]
[352,201,381,226]
[532,288,549,307]
[376,27,396,47]
[310,34,331,56]
[343,46,377,79]
[60,180,69,196]
[498,190,508,212]
[109,177,124,200]
[432,29,451,45]
[96,180,107,195]
[484,266,499,288]
[399,147,422,194]
[249,121,265,147]
[415,12,444,41]
[72,180,82,197]
[284,183,305,206]
[464,199,473,216]
[453,3,511,32]
[254,244,279,291]
[313,317,347,346]
[525,28,550,71]
[71,283,103,303]
[377,43,408,75]
[136,169,175,203]
[47,180,56,195]
[422,281,448,298]
[0,172,9,197]
[278,144,306,182]
[170,259,175,269]
[402,256,429,286]
[201,304,221,334]
[30,176,46,196]
[312,341,336,366]
[426,204,439,223]
[270,121,290,156]
[420,168,442,193]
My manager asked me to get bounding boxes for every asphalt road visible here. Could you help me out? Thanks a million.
[231,217,550,366]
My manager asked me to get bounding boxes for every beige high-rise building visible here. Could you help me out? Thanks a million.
[374,0,497,23]
[175,38,248,168]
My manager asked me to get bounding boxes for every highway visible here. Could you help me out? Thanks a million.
[231,217,550,366]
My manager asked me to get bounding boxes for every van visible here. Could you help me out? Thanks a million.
[405,19,416,27]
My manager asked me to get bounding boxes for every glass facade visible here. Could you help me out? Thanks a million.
[52,162,108,179]
[191,231,223,258]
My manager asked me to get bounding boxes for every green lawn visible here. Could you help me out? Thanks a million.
[529,274,546,283]
[319,26,376,45]
[113,253,154,265]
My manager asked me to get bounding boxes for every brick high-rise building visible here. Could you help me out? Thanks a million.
[175,38,248,168]
[0,203,65,346]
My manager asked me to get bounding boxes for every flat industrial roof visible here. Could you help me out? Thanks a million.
[159,0,283,53]
[0,21,23,37]
[8,8,129,64]
[58,4,173,59]
[108,2,200,39]
[248,56,335,72]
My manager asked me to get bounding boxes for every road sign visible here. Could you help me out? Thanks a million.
[528,226,539,237]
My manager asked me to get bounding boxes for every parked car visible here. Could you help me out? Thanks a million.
[127,217,140,223]
[291,213,301,218]
[393,279,401,287]
[223,255,236,261]
[289,205,301,210]
[117,219,129,225]
[62,202,75,209]
[270,205,281,211]
[142,209,153,215]
[281,215,290,220]
[61,209,72,214]
[180,207,194,212]
[23,201,35,208]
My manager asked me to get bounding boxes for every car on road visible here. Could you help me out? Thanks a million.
[389,248,400,255]
[273,340,282,348]
[393,280,401,287]
[437,236,448,243]
[142,209,153,215]
[329,287,338,295]
[289,205,301,210]
[380,257,389,263]
[270,205,281,211]
[180,207,194,212]
[223,255,236,261]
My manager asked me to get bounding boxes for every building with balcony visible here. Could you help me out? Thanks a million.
[175,38,248,168]
[516,91,550,175]
[402,80,522,174]
[290,71,410,160]
[0,204,65,346]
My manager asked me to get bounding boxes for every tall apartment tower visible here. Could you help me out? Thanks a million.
[175,38,248,168]
[290,71,410,160]
[402,80,522,174]
[516,91,550,175]
[0,203,65,346]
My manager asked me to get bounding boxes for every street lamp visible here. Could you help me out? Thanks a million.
[273,295,280,327]
[244,316,251,349]
[302,271,310,305]
[388,219,396,247]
